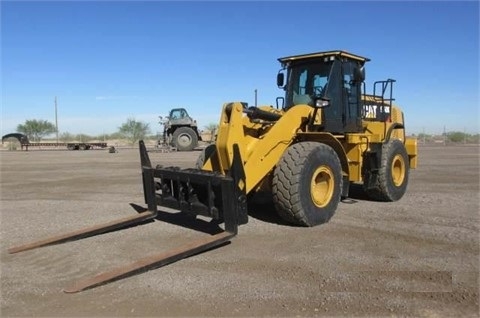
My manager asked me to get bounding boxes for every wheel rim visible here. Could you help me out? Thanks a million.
[391,154,406,186]
[310,165,335,208]
[177,133,192,148]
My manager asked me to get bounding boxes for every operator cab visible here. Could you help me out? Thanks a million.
[169,108,189,120]
[277,50,368,134]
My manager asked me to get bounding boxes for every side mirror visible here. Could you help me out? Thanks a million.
[277,72,285,87]
[354,66,365,82]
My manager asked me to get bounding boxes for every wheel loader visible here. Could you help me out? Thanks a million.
[9,50,417,293]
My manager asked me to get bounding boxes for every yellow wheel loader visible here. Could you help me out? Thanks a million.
[9,50,417,292]
[193,50,417,226]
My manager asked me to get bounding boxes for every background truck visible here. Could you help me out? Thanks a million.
[159,108,202,151]
[1,133,107,151]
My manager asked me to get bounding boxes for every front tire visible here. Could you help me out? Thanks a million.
[172,127,198,151]
[364,139,409,201]
[272,142,343,227]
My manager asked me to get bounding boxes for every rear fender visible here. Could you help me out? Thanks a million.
[405,137,418,169]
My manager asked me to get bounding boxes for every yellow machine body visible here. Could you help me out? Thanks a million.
[203,100,417,196]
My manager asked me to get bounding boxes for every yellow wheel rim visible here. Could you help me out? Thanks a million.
[310,166,335,208]
[391,154,406,186]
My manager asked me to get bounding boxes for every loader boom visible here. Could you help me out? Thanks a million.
[204,102,317,193]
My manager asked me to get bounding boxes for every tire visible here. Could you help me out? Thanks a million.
[272,142,343,227]
[79,144,87,151]
[364,139,409,201]
[172,127,198,151]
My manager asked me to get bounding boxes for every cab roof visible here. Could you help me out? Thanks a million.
[278,50,370,65]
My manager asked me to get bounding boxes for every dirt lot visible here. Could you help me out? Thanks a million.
[1,144,478,317]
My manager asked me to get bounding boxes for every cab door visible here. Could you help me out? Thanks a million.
[341,61,363,133]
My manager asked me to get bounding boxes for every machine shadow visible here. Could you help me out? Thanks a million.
[346,183,375,201]
[131,197,294,231]
[126,187,376,234]
[246,186,378,226]
[246,193,296,227]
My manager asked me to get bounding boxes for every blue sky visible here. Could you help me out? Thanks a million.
[1,1,479,136]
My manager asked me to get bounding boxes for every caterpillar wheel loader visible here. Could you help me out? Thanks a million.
[8,50,417,293]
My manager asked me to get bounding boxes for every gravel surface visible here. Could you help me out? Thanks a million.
[1,144,478,317]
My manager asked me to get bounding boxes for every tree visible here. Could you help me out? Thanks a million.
[76,134,92,142]
[417,132,433,143]
[118,118,151,145]
[446,131,469,143]
[17,119,56,142]
[60,132,74,142]
[204,123,218,133]
[107,132,124,140]
[203,123,218,143]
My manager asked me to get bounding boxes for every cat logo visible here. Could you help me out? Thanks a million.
[363,104,390,119]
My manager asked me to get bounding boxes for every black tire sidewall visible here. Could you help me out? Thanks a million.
[299,144,342,225]
[382,139,409,201]
[273,142,343,226]
[173,127,198,151]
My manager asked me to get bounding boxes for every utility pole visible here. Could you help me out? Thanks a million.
[443,125,446,146]
[55,96,59,145]
[254,89,258,107]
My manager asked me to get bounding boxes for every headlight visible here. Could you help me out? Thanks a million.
[315,98,330,108]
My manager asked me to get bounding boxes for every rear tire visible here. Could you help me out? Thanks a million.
[272,142,343,226]
[364,139,409,201]
[173,127,198,151]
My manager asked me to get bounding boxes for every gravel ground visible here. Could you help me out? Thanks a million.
[1,144,478,317]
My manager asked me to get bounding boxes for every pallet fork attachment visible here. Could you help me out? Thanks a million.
[8,140,248,293]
